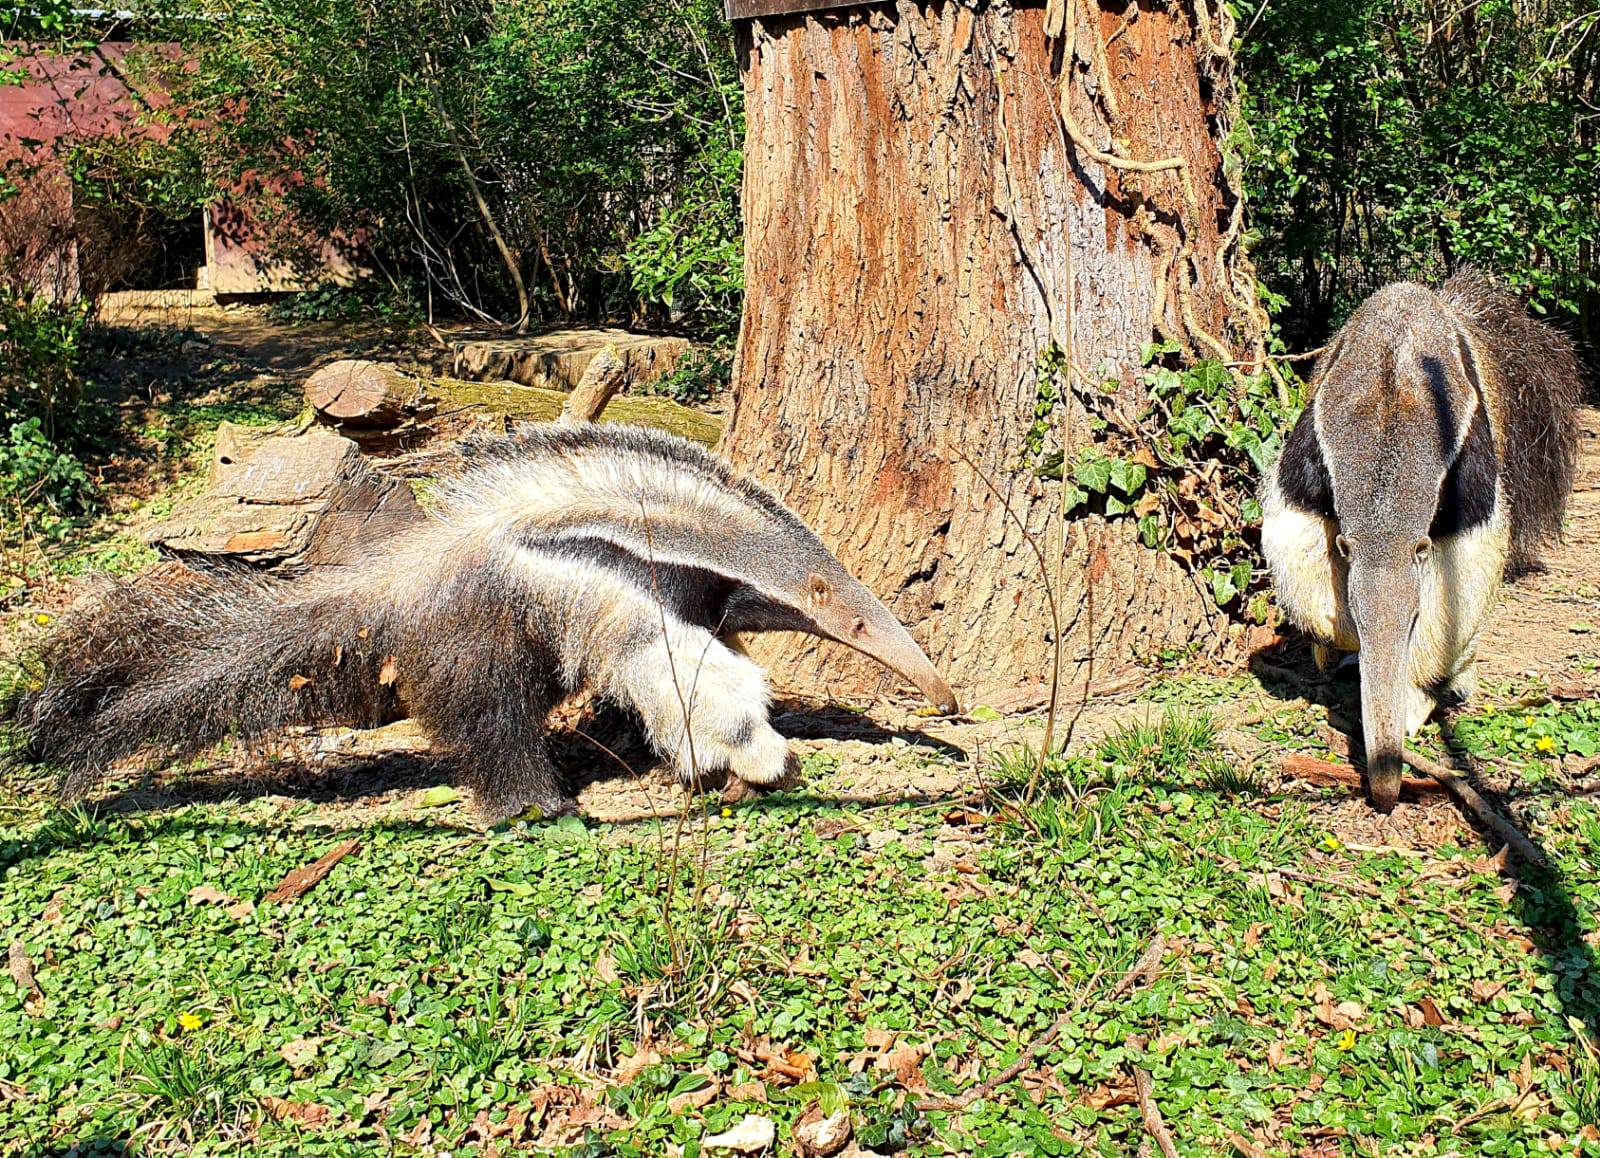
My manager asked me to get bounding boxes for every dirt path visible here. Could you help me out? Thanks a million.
[98,291,426,379]
[1479,405,1600,696]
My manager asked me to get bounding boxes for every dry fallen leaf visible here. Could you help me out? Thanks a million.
[667,1080,719,1115]
[279,1038,320,1068]
[1418,996,1445,1027]
[262,839,360,905]
[876,1042,928,1090]
[1082,1082,1137,1110]
[261,1096,331,1127]
[188,885,234,906]
[704,1114,775,1153]
[288,674,313,691]
[727,1080,768,1103]
[793,1106,852,1157]
[613,1044,661,1085]
[378,655,399,685]
[225,900,256,920]
[1471,979,1508,1003]
[9,940,42,1014]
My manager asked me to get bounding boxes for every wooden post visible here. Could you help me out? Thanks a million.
[557,342,630,425]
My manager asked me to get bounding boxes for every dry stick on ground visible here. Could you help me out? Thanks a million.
[1281,752,1448,800]
[262,839,361,905]
[1400,745,1548,868]
[1322,721,1548,867]
[1133,1064,1180,1158]
[915,932,1167,1112]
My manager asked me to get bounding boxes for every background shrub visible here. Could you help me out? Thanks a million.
[1239,0,1599,352]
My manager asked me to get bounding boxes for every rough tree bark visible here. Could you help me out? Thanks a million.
[722,0,1266,708]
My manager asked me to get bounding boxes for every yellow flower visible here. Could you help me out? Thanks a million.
[34,613,50,626]
[720,807,732,818]
[1334,1028,1356,1051]
[1535,736,1557,753]
[1319,835,1343,853]
[177,1011,204,1032]
[1523,715,1536,728]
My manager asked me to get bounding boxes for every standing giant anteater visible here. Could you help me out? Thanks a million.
[1261,270,1583,811]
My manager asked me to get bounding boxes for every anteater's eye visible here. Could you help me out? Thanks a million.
[850,616,867,638]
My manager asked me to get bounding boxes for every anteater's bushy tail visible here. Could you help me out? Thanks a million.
[1443,269,1586,570]
[2,561,407,798]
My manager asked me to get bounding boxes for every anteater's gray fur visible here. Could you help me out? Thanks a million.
[1261,269,1584,811]
[1438,272,1583,572]
[3,425,955,821]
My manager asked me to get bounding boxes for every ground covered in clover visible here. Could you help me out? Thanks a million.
[2,304,1599,1157]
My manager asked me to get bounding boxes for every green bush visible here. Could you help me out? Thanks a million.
[623,143,744,338]
[0,287,97,530]
[106,0,745,337]
[1238,0,1599,346]
[0,286,88,430]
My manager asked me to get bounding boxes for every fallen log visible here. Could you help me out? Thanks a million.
[305,359,422,428]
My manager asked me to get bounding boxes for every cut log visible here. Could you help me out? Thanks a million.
[452,328,688,391]
[146,424,426,567]
[305,359,421,427]
[557,342,629,425]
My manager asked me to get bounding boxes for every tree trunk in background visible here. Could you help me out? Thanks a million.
[723,0,1266,709]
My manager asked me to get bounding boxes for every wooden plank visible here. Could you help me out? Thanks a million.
[726,0,865,20]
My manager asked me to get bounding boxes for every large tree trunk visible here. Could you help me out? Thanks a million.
[722,0,1265,709]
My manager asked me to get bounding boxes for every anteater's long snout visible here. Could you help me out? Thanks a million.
[1349,557,1419,813]
[827,578,959,714]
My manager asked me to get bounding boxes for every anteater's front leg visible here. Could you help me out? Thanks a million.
[606,616,792,793]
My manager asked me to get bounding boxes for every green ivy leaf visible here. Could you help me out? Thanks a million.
[1073,454,1112,493]
[1107,459,1147,495]
[1211,569,1240,606]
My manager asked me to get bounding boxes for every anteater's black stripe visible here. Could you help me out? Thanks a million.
[1431,405,1498,539]
[1275,402,1336,519]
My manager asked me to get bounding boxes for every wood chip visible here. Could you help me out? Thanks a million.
[262,840,360,904]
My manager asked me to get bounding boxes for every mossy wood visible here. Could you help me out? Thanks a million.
[429,376,723,447]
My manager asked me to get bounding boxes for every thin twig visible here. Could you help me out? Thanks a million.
[951,446,1063,799]
[1324,720,1547,866]
[1400,746,1547,867]
[1133,1065,1180,1158]
[916,932,1166,1112]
